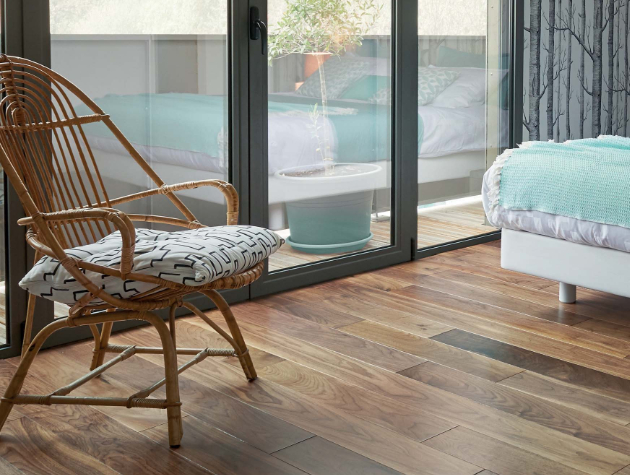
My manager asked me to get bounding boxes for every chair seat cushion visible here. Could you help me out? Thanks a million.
[20,226,284,306]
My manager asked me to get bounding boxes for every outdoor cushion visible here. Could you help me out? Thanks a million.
[20,225,284,305]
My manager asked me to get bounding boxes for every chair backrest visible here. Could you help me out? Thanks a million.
[0,55,195,248]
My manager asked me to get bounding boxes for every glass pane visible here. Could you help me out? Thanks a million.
[267,0,393,271]
[50,1,229,314]
[0,1,5,346]
[416,0,509,249]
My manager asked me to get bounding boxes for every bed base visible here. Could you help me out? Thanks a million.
[501,229,630,301]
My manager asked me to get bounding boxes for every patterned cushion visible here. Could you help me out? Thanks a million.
[369,67,459,106]
[19,226,284,305]
[418,68,459,105]
[296,57,372,100]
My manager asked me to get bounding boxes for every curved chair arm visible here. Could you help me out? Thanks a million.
[18,207,136,276]
[104,180,239,225]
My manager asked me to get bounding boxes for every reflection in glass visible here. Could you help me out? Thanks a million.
[0,2,5,345]
[267,0,393,271]
[49,1,229,315]
[415,0,510,248]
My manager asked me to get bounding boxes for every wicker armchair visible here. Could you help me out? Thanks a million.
[0,54,272,447]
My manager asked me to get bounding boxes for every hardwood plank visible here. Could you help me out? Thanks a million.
[169,376,314,454]
[499,371,630,426]
[323,283,630,380]
[419,249,554,290]
[423,426,588,475]
[144,416,307,475]
[255,295,363,328]
[432,329,630,404]
[133,325,478,475]
[185,316,630,475]
[114,321,285,371]
[574,319,630,343]
[260,360,456,442]
[223,346,285,370]
[434,268,630,331]
[145,321,455,444]
[392,285,630,365]
[38,335,309,454]
[396,280,630,357]
[177,359,481,475]
[398,271,589,326]
[343,272,413,292]
[47,410,213,475]
[0,455,23,475]
[18,343,190,433]
[274,436,404,475]
[233,302,425,372]
[111,332,315,454]
[373,260,460,280]
[403,361,630,456]
[0,418,119,475]
[323,295,453,338]
[338,320,522,382]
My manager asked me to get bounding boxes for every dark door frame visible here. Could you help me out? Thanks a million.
[248,0,419,298]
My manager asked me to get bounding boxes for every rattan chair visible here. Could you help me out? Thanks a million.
[0,54,269,447]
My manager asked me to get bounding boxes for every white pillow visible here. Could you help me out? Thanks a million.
[430,67,507,108]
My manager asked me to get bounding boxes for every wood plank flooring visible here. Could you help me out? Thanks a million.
[2,241,630,474]
[269,196,496,271]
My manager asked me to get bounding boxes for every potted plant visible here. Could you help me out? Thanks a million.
[269,0,383,254]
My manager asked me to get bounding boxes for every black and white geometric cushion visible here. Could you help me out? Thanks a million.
[19,225,284,305]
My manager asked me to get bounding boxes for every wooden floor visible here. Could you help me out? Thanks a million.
[269,196,496,271]
[3,241,630,474]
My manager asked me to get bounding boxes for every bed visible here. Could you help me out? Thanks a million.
[482,137,630,302]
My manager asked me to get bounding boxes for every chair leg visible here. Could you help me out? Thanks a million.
[0,319,69,431]
[20,292,37,358]
[203,290,257,381]
[21,251,42,359]
[90,321,113,371]
[143,312,183,447]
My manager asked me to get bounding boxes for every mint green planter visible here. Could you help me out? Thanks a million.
[276,163,381,255]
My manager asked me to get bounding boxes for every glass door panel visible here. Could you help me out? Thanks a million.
[266,0,394,272]
[0,7,6,347]
[416,0,509,249]
[49,1,232,315]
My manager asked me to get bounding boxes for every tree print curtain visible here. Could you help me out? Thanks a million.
[523,0,630,141]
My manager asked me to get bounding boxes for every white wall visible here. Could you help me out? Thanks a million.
[51,35,228,101]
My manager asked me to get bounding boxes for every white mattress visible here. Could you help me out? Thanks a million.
[85,102,497,176]
[418,104,492,158]
[482,165,630,253]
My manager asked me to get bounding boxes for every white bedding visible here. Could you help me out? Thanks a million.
[482,165,630,253]
[86,102,495,176]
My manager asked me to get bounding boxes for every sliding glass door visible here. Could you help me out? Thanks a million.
[0,0,512,351]
[249,0,418,296]
[414,0,511,253]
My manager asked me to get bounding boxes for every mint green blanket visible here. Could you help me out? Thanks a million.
[499,136,630,228]
[78,93,424,164]
[79,93,228,158]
